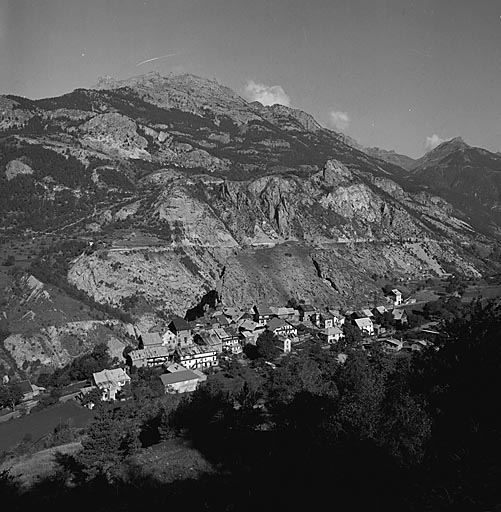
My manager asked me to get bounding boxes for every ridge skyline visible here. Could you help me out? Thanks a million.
[3,70,492,162]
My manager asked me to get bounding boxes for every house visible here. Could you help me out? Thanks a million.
[195,329,223,353]
[165,362,186,373]
[162,329,177,348]
[402,339,428,352]
[276,335,292,354]
[139,332,163,349]
[271,307,298,321]
[238,318,266,345]
[298,304,316,322]
[175,345,218,371]
[214,326,242,355]
[354,317,375,336]
[17,380,45,401]
[213,314,230,327]
[379,338,403,353]
[253,304,274,325]
[129,346,171,368]
[93,368,130,401]
[359,309,374,319]
[320,326,344,344]
[391,308,408,325]
[159,369,206,394]
[343,309,357,320]
[328,310,345,326]
[319,312,335,329]
[266,317,298,338]
[372,306,388,322]
[168,317,192,346]
[388,289,403,306]
[222,307,244,324]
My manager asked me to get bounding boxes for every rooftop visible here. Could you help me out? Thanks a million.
[213,327,232,340]
[140,332,163,347]
[267,317,287,331]
[160,370,202,386]
[93,368,130,387]
[177,344,217,357]
[169,317,192,333]
[254,304,274,316]
[129,346,171,361]
[354,317,373,329]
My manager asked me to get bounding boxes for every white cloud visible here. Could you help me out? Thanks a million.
[244,80,291,107]
[425,133,449,151]
[329,110,350,131]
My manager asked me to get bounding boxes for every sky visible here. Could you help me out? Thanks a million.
[1,0,500,158]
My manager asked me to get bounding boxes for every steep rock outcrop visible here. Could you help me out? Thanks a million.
[80,112,150,159]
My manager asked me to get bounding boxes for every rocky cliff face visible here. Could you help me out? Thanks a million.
[65,158,484,320]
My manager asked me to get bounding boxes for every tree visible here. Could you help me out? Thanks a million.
[256,331,279,361]
[0,383,23,410]
[342,322,362,346]
[382,283,394,295]
[77,406,141,481]
[80,387,103,409]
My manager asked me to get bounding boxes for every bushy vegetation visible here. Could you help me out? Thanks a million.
[30,240,133,323]
[37,343,113,389]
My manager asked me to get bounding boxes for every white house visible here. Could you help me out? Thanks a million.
[93,368,130,401]
[159,369,206,394]
[321,326,344,344]
[388,289,403,306]
[175,345,218,371]
[354,317,375,336]
[276,336,292,354]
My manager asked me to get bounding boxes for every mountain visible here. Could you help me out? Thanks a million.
[364,146,416,171]
[0,72,499,378]
[408,137,501,232]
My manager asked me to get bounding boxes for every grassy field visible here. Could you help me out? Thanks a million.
[0,401,94,452]
[0,441,82,487]
[132,438,214,484]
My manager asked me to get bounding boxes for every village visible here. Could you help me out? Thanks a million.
[80,287,436,403]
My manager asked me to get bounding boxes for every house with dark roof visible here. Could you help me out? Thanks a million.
[214,326,242,354]
[319,312,335,329]
[270,307,298,321]
[238,318,266,345]
[297,304,316,322]
[169,317,192,346]
[253,304,274,325]
[17,380,45,401]
[372,306,388,323]
[139,332,163,349]
[266,317,298,338]
[194,329,223,353]
[129,346,171,368]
